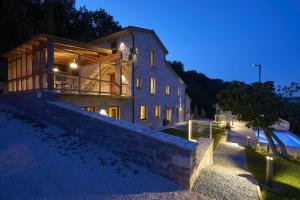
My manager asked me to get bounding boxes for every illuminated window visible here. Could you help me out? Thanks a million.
[166,85,170,95]
[150,50,155,67]
[136,78,141,88]
[81,107,96,112]
[177,88,180,96]
[140,105,147,120]
[155,105,161,118]
[150,77,156,94]
[166,108,172,123]
[108,106,120,119]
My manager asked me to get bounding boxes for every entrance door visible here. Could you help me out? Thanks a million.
[108,106,120,119]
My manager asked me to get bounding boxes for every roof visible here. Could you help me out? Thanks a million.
[90,26,169,54]
[1,34,115,58]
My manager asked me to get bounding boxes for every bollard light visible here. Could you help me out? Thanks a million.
[247,136,251,146]
[266,155,273,187]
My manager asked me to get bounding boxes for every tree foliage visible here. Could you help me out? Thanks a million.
[0,0,122,54]
[168,61,227,118]
[217,81,300,157]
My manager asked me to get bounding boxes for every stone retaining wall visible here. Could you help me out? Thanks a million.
[1,91,213,188]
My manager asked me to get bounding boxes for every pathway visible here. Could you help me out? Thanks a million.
[192,121,260,200]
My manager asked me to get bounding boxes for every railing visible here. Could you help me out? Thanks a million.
[53,72,130,96]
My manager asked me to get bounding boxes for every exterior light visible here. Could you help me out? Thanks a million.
[119,42,126,52]
[99,109,108,116]
[53,67,59,72]
[70,59,78,69]
[247,136,251,146]
[266,155,273,187]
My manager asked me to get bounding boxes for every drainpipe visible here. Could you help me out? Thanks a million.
[130,31,135,123]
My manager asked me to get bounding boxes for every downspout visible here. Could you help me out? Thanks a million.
[130,31,135,123]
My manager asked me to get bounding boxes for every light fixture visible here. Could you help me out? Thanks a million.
[266,155,273,161]
[70,59,78,69]
[119,42,126,52]
[99,109,108,116]
[53,67,59,72]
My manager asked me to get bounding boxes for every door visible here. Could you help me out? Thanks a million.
[108,106,120,119]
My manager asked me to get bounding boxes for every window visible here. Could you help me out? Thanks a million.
[108,106,120,119]
[155,105,161,118]
[136,78,141,88]
[166,85,170,95]
[177,88,180,96]
[140,105,147,120]
[150,77,156,94]
[150,50,155,67]
[81,107,96,112]
[166,108,172,123]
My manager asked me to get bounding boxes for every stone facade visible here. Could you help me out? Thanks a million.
[1,91,211,188]
[91,27,191,129]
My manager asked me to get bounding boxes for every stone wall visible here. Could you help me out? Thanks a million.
[1,91,212,188]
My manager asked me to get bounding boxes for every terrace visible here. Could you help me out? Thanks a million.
[2,35,131,97]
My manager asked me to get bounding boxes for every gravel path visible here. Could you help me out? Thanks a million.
[192,140,260,200]
[0,101,210,200]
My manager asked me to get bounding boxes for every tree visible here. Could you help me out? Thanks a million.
[217,81,290,157]
[168,61,227,118]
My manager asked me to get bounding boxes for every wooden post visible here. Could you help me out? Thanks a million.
[47,39,54,90]
[98,62,101,95]
[119,59,123,95]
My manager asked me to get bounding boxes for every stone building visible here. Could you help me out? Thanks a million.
[1,26,191,129]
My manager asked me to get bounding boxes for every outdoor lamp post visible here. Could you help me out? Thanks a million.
[266,155,274,187]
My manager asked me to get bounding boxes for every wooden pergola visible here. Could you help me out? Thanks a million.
[2,34,129,96]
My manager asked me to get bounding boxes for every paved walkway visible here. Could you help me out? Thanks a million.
[228,121,257,146]
[192,121,260,200]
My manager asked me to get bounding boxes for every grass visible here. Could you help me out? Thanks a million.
[245,147,300,200]
[162,126,224,150]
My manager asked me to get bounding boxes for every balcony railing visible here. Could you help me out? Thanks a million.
[53,72,130,96]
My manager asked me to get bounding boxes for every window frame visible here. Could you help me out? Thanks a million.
[136,78,142,88]
[155,105,161,118]
[140,105,147,120]
[150,50,155,67]
[166,85,170,95]
[150,77,156,94]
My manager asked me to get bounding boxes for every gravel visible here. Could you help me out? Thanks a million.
[0,101,209,200]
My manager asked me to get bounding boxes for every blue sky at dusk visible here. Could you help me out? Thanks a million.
[76,0,300,87]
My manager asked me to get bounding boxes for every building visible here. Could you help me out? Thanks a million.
[1,27,191,129]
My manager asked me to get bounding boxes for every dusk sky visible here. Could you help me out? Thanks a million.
[76,0,300,87]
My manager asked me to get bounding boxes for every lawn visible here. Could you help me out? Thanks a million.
[245,147,300,200]
[162,126,224,150]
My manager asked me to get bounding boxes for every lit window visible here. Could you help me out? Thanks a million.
[81,107,96,112]
[150,77,156,94]
[108,106,120,119]
[166,85,170,95]
[166,108,172,123]
[177,88,180,96]
[155,105,160,118]
[150,50,155,67]
[140,105,147,120]
[136,78,141,88]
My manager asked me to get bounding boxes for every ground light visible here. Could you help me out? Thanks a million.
[247,136,251,146]
[266,155,273,187]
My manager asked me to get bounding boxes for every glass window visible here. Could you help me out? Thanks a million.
[166,108,172,123]
[81,107,96,112]
[150,77,156,94]
[140,105,147,120]
[166,85,170,95]
[155,105,160,118]
[150,50,155,67]
[177,88,180,96]
[108,106,120,119]
[136,78,141,88]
